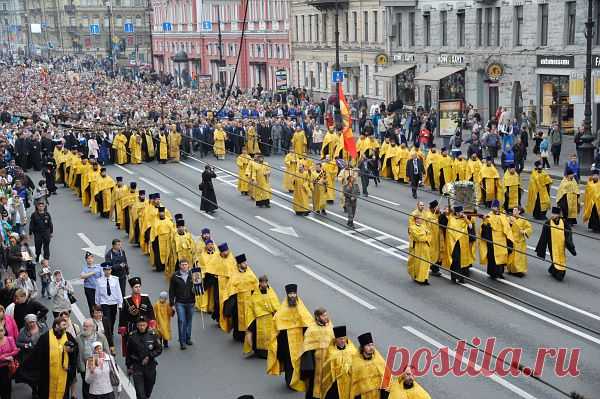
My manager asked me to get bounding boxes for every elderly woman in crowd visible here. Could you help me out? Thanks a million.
[85,341,118,399]
[15,313,47,397]
[77,318,110,399]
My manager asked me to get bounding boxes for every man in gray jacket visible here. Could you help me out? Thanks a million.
[77,318,111,399]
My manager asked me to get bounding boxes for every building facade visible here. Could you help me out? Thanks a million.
[151,0,291,90]
[0,0,152,63]
[377,0,600,135]
[289,0,387,101]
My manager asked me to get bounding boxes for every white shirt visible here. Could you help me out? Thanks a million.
[94,275,123,307]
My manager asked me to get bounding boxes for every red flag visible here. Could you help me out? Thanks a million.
[338,84,357,159]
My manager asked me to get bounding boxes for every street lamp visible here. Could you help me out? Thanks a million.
[581,0,596,174]
[172,49,188,88]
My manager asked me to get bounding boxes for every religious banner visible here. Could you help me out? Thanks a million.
[439,100,462,137]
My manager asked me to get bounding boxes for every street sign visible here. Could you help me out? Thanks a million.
[162,22,172,32]
[332,70,344,83]
[201,20,212,31]
[47,42,54,49]
[89,24,100,35]
[124,22,134,33]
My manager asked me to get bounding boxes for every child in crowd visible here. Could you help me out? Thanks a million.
[153,291,173,348]
[39,259,52,299]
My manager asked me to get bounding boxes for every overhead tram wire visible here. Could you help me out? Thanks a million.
[99,141,580,399]
[58,120,600,280]
[81,115,600,244]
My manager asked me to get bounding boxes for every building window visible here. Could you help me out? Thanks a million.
[317,62,321,88]
[540,4,549,46]
[484,7,492,46]
[353,11,357,42]
[396,13,402,47]
[294,16,298,41]
[363,11,368,42]
[566,1,576,45]
[314,14,318,42]
[296,61,300,86]
[409,12,415,46]
[423,12,430,46]
[344,11,349,42]
[373,10,378,43]
[457,9,465,47]
[323,13,327,42]
[476,8,482,47]
[365,64,369,95]
[514,5,523,46]
[495,7,500,46]
[324,62,329,89]
[375,66,380,96]
[440,10,447,46]
[301,15,305,41]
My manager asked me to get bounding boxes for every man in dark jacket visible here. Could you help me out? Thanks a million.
[168,259,195,350]
[126,316,162,399]
[406,152,425,199]
[28,200,53,261]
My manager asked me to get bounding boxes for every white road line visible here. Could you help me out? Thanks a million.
[451,277,600,345]
[175,198,216,220]
[403,326,537,399]
[470,268,600,322]
[369,194,401,206]
[225,225,280,255]
[114,164,134,175]
[139,177,172,194]
[295,265,376,310]
[71,303,136,399]
[179,161,203,172]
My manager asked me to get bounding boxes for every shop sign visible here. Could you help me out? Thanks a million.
[486,62,504,81]
[375,53,389,66]
[536,55,574,68]
[438,54,464,65]
[392,53,415,63]
[593,55,600,69]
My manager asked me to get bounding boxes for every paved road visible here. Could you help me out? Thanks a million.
[25,150,600,399]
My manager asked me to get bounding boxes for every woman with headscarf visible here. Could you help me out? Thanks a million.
[15,313,46,396]
[85,341,118,399]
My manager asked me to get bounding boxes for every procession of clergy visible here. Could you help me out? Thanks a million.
[49,135,431,398]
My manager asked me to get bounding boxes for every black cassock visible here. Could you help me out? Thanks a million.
[558,195,578,225]
[204,273,221,321]
[532,185,551,220]
[199,170,218,212]
[535,218,576,281]
[481,223,512,279]
[223,293,245,342]
[588,204,600,233]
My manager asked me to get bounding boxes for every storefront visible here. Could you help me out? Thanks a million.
[536,55,576,134]
[415,56,466,137]
[374,53,416,106]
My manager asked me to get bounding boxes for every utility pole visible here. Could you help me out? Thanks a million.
[146,0,154,70]
[581,0,596,174]
[106,1,115,74]
[217,4,224,95]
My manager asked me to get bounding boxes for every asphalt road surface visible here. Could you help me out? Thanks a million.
[23,152,600,399]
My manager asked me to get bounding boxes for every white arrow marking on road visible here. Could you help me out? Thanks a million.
[175,197,216,220]
[77,233,106,257]
[404,326,538,399]
[255,215,299,237]
[139,177,172,194]
[114,164,134,175]
[294,265,376,310]
[225,226,280,255]
[71,303,137,399]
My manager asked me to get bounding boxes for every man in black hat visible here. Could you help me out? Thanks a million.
[222,253,258,342]
[480,199,513,280]
[583,169,600,233]
[112,176,127,228]
[126,316,162,399]
[536,206,577,281]
[299,307,334,399]
[95,261,123,353]
[149,206,175,273]
[267,284,313,390]
[173,217,194,275]
[120,182,138,234]
[119,277,156,355]
[129,189,146,244]
[244,275,280,358]
[436,147,454,194]
[525,160,552,220]
[445,205,476,284]
[423,200,443,277]
[349,332,389,398]
[321,325,356,399]
[91,167,115,217]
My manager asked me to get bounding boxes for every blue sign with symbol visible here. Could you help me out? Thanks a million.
[47,42,53,49]
[201,20,212,31]
[332,70,344,83]
[162,22,172,32]
[124,23,134,33]
[89,24,100,35]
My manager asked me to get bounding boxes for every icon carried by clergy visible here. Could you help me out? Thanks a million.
[443,181,477,215]
[191,264,204,295]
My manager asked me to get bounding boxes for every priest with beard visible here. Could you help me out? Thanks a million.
[91,167,115,218]
[321,325,357,399]
[244,275,280,358]
[222,254,258,342]
[536,206,577,281]
[19,317,78,399]
[446,206,476,284]
[196,240,219,312]
[556,168,581,225]
[112,176,128,228]
[388,366,431,399]
[299,307,335,399]
[173,216,195,274]
[525,161,552,220]
[479,199,514,280]
[120,182,138,234]
[149,206,174,273]
[204,243,235,331]
[267,284,314,391]
[479,157,502,208]
[349,332,390,398]
[583,169,600,232]
[140,193,161,254]
[129,189,146,245]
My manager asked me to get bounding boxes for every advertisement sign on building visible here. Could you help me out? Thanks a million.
[536,55,574,68]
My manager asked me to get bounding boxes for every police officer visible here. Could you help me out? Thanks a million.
[126,315,162,399]
[28,200,53,262]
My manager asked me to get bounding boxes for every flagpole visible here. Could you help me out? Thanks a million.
[334,0,340,120]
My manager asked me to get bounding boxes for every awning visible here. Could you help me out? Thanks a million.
[415,66,464,82]
[374,63,415,81]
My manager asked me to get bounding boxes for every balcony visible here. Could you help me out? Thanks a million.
[64,5,76,14]
[306,0,348,10]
